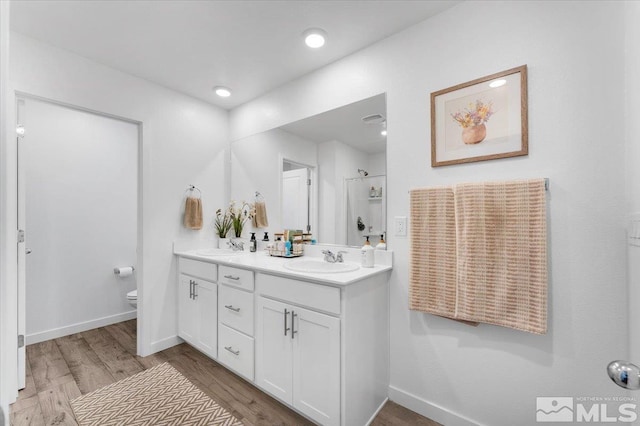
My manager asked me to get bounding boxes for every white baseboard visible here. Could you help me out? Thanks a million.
[388,385,482,426]
[26,310,137,345]
[365,397,389,426]
[149,335,183,354]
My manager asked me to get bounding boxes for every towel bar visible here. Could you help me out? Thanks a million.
[408,178,550,194]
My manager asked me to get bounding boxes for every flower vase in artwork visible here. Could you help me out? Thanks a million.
[462,124,487,144]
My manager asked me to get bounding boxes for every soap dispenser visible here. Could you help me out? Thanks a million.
[361,236,375,268]
[376,234,386,250]
[250,232,257,252]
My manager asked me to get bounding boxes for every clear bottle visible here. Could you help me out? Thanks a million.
[361,236,375,268]
[250,232,257,252]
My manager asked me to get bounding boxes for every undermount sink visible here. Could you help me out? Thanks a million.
[196,248,240,256]
[283,259,360,274]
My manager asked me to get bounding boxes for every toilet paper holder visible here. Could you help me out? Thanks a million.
[114,266,135,276]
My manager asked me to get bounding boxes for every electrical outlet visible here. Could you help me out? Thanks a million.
[394,216,407,236]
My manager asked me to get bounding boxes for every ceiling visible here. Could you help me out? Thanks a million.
[280,94,386,154]
[10,0,458,110]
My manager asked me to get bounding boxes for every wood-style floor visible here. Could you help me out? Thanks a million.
[10,320,440,426]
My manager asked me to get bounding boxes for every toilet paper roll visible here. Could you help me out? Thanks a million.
[114,266,134,277]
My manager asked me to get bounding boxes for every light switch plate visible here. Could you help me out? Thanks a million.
[394,216,407,237]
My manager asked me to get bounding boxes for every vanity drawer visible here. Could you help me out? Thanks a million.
[218,323,254,381]
[219,265,254,291]
[256,273,341,315]
[180,257,217,282]
[219,284,254,336]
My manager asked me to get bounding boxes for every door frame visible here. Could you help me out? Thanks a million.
[13,92,145,392]
[0,0,14,417]
[279,156,317,236]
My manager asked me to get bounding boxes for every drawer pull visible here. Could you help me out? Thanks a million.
[291,310,298,339]
[284,308,290,336]
[224,346,240,356]
[224,305,240,312]
[224,275,240,281]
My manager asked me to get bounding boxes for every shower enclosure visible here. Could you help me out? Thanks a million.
[345,175,386,247]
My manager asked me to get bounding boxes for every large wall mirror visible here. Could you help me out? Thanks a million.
[230,93,386,248]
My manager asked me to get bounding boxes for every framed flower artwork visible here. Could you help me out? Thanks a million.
[430,65,528,167]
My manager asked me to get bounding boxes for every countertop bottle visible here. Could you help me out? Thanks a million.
[376,234,386,250]
[249,232,257,252]
[361,236,375,268]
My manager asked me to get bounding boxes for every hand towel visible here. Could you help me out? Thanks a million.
[453,178,547,334]
[184,196,203,230]
[252,201,269,228]
[409,187,459,319]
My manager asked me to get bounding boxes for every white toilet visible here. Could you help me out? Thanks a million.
[127,289,137,308]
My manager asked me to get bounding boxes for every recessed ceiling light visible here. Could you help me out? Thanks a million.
[489,79,506,88]
[303,28,327,48]
[381,129,387,136]
[213,86,232,97]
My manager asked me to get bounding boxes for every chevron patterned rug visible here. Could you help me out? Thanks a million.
[70,362,243,426]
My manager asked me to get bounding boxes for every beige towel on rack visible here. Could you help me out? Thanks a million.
[184,196,203,230]
[453,178,547,334]
[252,201,269,228]
[409,187,459,319]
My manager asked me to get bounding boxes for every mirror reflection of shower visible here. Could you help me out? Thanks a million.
[346,174,386,247]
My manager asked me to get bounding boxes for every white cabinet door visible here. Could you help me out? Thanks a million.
[256,297,293,404]
[292,306,341,426]
[195,278,217,359]
[178,275,197,343]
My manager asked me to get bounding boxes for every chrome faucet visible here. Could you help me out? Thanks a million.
[227,239,245,251]
[322,250,347,263]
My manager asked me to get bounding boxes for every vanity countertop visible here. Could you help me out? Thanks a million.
[174,247,392,287]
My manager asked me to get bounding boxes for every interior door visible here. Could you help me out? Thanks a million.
[16,97,26,390]
[282,168,309,231]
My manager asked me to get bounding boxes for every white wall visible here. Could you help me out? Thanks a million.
[23,98,138,342]
[317,139,364,246]
[230,128,316,239]
[230,2,629,425]
[626,1,640,216]
[0,0,15,421]
[368,151,386,177]
[625,1,640,363]
[9,33,229,356]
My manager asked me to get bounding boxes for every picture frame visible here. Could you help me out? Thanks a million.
[430,65,528,167]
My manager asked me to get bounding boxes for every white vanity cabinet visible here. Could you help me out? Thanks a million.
[178,258,218,359]
[175,249,391,426]
[257,296,340,425]
[255,272,388,426]
[217,266,256,381]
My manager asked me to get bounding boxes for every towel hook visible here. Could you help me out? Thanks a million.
[186,185,202,198]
